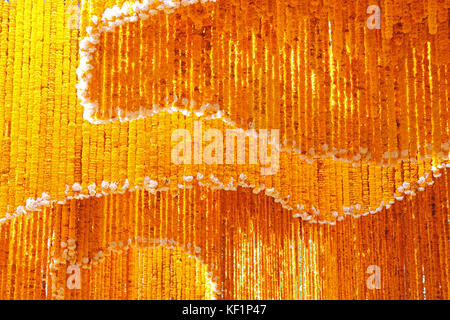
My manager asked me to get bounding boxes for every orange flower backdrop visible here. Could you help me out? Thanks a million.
[0,0,448,299]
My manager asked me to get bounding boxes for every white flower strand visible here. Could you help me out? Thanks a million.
[1,162,449,227]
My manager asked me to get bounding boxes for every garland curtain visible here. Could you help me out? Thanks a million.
[0,0,448,299]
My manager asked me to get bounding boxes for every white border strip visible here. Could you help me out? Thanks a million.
[2,162,449,227]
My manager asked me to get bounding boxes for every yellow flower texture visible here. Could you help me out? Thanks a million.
[0,0,448,299]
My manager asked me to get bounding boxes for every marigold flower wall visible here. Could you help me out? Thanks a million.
[0,0,448,299]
